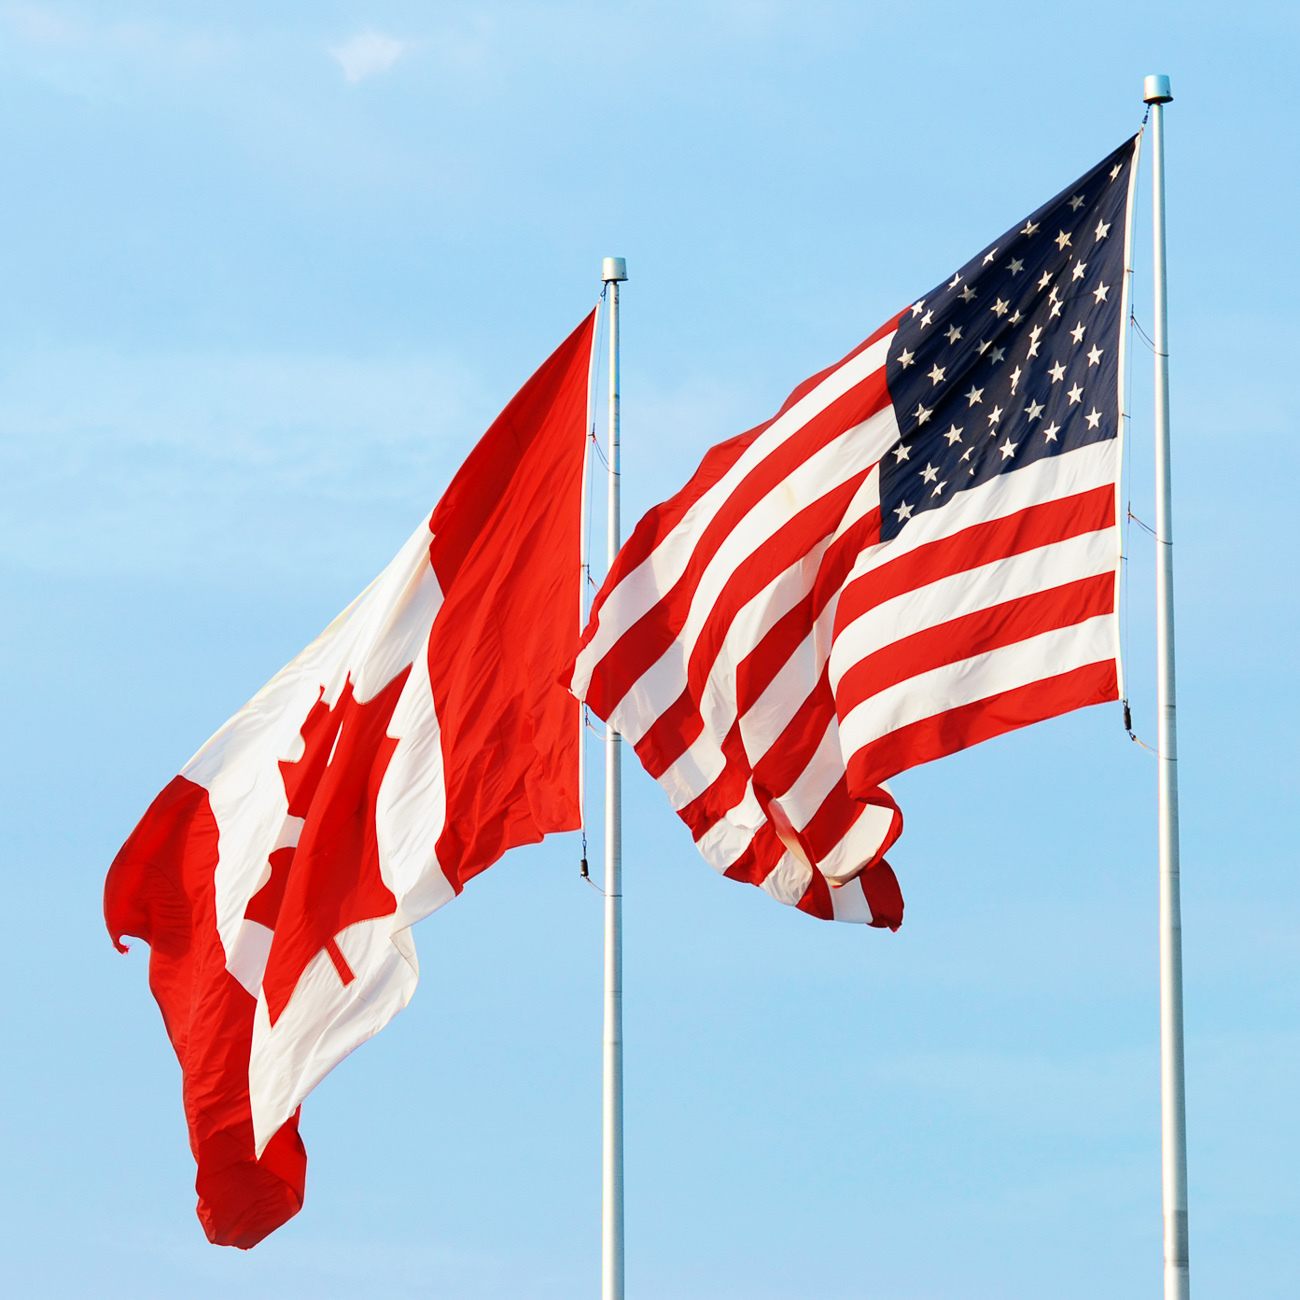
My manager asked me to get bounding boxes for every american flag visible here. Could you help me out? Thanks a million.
[571,137,1140,928]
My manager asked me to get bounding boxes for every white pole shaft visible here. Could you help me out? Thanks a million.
[601,274,625,1300]
[1148,86,1190,1300]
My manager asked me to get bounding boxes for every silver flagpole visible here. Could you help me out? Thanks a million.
[600,254,627,1300]
[1143,73,1190,1300]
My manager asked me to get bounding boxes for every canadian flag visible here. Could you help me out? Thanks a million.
[104,312,597,1247]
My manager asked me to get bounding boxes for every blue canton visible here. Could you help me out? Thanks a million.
[880,138,1137,541]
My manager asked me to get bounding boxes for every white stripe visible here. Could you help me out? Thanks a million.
[830,523,1117,691]
[829,877,874,922]
[603,404,897,736]
[671,404,896,674]
[774,717,843,822]
[641,565,835,810]
[838,613,1114,757]
[736,580,841,762]
[616,467,881,806]
[818,798,898,886]
[760,854,814,908]
[613,537,819,749]
[693,783,764,869]
[572,332,896,694]
[844,437,1118,589]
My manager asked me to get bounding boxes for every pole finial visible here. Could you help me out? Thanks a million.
[601,256,628,283]
[1143,74,1173,105]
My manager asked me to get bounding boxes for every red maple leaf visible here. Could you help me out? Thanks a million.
[245,668,410,1025]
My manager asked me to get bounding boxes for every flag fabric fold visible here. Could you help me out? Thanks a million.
[571,137,1140,928]
[105,309,597,1247]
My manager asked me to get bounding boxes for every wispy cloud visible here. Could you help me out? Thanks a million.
[2,0,78,44]
[0,346,490,584]
[1,2,230,71]
[330,29,405,84]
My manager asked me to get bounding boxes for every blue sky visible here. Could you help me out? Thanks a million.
[2,2,1297,1296]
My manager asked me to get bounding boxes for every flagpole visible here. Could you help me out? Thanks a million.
[1143,73,1190,1300]
[600,254,627,1300]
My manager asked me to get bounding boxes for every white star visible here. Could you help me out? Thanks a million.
[1095,218,1111,241]
[960,445,974,462]
[1048,361,1067,383]
[1009,309,1022,325]
[1067,383,1083,405]
[983,246,999,265]
[920,463,939,483]
[992,297,1010,317]
[1025,399,1045,421]
[947,272,962,289]
[928,363,946,385]
[946,324,962,344]
[1109,162,1123,180]
[1021,219,1040,236]
[913,402,933,425]
[1069,193,1085,211]
[1055,229,1072,250]
[988,346,1006,365]
[895,501,914,521]
[893,442,910,462]
[898,348,915,369]
[1049,284,1061,303]
[920,309,934,328]
[1027,324,1043,359]
[944,423,964,445]
[987,403,1004,426]
[1049,299,1063,319]
[1085,407,1103,429]
[931,480,947,497]
[1087,344,1104,367]
[1037,270,1052,290]
[1009,364,1022,394]
[1007,257,1025,275]
[1071,260,1087,281]
[1092,281,1110,304]
[965,384,984,406]
[960,284,977,303]
[1043,421,1061,442]
[911,299,926,316]
[999,436,1018,459]
[976,338,991,355]
[1070,321,1087,344]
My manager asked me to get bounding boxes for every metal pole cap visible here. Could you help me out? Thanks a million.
[601,256,628,283]
[1143,74,1173,104]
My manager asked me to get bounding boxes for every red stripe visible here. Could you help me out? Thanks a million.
[635,473,869,780]
[722,824,785,886]
[833,486,1114,636]
[834,572,1116,717]
[801,778,901,869]
[675,720,750,841]
[585,367,892,719]
[683,469,870,706]
[860,860,904,931]
[634,688,703,780]
[639,506,882,833]
[734,507,881,716]
[844,658,1118,791]
[581,311,903,648]
[749,671,835,799]
[796,868,834,920]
